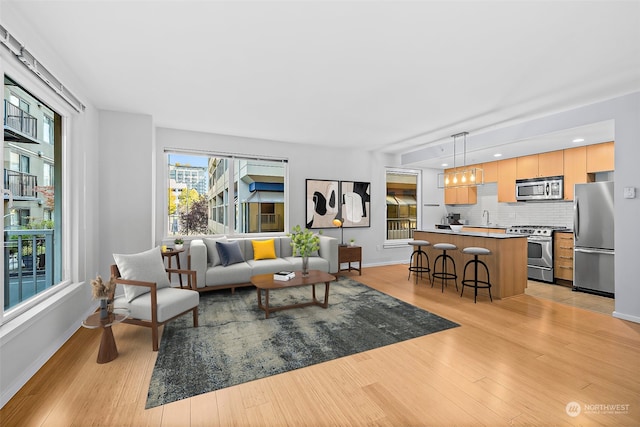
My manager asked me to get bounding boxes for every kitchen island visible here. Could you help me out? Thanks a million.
[413,229,528,299]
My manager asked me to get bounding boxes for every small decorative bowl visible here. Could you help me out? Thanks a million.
[450,224,464,232]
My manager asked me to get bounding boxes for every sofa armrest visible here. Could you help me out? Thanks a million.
[188,239,207,288]
[318,235,339,274]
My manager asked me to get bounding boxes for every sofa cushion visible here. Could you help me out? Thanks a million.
[285,256,330,273]
[216,240,245,266]
[113,246,170,302]
[203,236,227,266]
[247,258,295,275]
[252,239,277,260]
[205,263,253,286]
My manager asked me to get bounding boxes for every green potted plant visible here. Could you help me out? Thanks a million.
[288,225,320,276]
[349,238,356,246]
[174,237,184,250]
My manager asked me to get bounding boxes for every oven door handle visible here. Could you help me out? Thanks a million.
[527,236,552,242]
[528,265,552,271]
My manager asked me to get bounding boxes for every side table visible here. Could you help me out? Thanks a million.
[161,248,185,287]
[82,308,129,364]
[338,245,362,276]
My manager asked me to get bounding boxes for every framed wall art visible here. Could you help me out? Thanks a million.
[305,179,340,229]
[340,181,371,228]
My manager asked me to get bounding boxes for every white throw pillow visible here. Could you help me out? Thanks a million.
[113,246,171,302]
[203,236,227,266]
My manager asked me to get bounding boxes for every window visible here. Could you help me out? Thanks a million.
[43,114,54,145]
[3,76,62,314]
[385,169,420,241]
[166,152,287,236]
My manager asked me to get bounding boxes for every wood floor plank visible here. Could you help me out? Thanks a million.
[1,264,639,426]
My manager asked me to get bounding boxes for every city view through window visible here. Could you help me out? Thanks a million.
[167,153,286,236]
[3,75,61,312]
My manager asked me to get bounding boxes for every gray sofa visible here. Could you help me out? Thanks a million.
[188,235,339,292]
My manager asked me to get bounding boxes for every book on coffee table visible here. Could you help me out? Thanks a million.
[273,271,295,281]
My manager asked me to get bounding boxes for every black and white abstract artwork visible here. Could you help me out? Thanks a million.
[306,179,340,229]
[340,181,371,228]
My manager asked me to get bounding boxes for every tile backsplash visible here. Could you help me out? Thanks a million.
[449,183,574,228]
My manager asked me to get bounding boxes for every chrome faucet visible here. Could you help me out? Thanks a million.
[482,210,490,225]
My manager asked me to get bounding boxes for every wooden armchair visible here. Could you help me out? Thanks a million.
[110,264,199,351]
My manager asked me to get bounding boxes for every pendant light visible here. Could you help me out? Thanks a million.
[437,131,484,189]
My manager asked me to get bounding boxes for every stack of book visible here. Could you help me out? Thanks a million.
[273,271,295,281]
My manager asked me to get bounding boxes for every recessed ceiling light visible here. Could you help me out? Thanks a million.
[493,153,502,157]
[441,163,448,167]
[573,138,585,143]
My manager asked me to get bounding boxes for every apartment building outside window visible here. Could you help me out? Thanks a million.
[3,75,62,315]
[166,152,287,236]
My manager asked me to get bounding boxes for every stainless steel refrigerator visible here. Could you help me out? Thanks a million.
[573,181,615,296]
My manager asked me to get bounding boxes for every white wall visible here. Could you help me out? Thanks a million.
[98,111,155,273]
[154,128,416,269]
[0,50,101,407]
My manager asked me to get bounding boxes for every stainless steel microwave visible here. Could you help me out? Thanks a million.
[515,176,564,201]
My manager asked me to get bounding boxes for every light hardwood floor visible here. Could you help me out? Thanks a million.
[2,264,639,426]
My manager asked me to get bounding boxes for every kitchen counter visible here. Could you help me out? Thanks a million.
[413,230,528,299]
[463,224,509,230]
[424,228,520,239]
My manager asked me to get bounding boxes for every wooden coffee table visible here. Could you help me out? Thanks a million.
[251,270,336,318]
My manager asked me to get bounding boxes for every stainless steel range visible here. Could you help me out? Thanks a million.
[506,225,568,283]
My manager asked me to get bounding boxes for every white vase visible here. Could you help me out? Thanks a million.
[174,244,183,251]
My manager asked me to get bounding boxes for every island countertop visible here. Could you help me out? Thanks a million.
[413,230,528,299]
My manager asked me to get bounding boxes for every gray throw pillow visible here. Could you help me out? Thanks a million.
[203,236,227,266]
[216,240,245,266]
[113,246,171,302]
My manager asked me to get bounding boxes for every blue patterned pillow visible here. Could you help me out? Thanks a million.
[216,241,245,266]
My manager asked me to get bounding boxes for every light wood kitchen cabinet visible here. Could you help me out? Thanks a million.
[554,231,574,282]
[563,146,587,201]
[482,161,498,183]
[444,185,477,205]
[516,150,563,179]
[516,154,539,179]
[444,167,477,205]
[586,141,614,173]
[538,150,564,177]
[497,157,517,202]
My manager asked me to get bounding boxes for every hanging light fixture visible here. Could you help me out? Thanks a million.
[437,132,484,189]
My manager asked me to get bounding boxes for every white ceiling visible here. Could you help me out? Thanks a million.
[3,1,639,168]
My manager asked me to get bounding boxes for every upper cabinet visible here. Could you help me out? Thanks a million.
[497,158,517,203]
[586,141,614,172]
[516,150,564,179]
[481,161,498,183]
[443,142,614,205]
[563,146,587,201]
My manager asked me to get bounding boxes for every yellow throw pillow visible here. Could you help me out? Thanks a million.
[252,239,277,260]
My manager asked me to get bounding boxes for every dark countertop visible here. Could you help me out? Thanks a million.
[419,229,526,239]
[463,224,509,229]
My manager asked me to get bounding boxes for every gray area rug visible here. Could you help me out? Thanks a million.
[146,277,459,408]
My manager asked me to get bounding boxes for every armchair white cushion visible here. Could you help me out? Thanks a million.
[113,246,171,302]
[111,249,199,351]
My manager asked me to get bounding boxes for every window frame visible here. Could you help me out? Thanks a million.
[164,150,289,238]
[384,167,422,248]
[1,64,73,325]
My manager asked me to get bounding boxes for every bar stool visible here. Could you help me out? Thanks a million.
[432,243,458,292]
[460,247,493,303]
[407,240,431,284]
